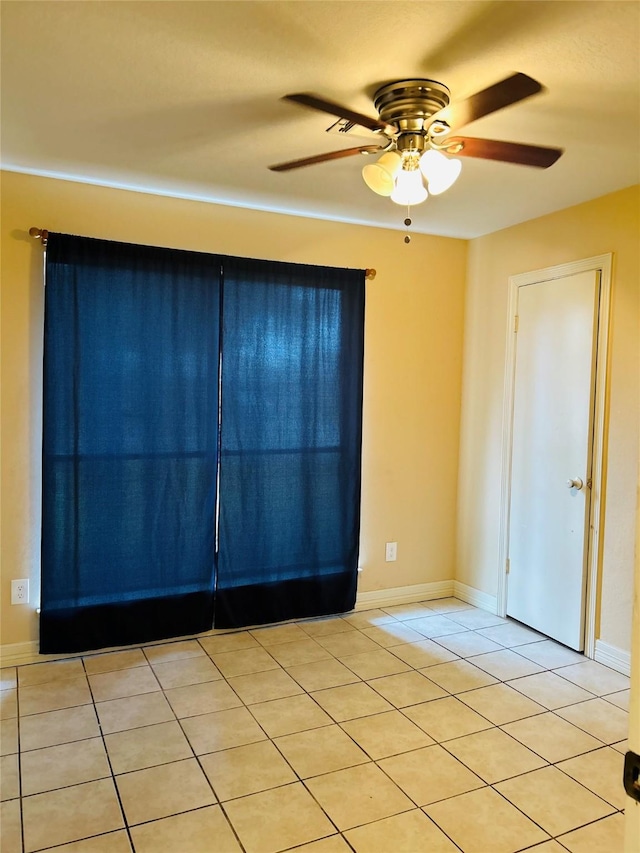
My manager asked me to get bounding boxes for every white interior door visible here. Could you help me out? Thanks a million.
[507,270,599,650]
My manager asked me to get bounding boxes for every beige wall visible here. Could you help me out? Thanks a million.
[457,185,640,653]
[0,170,467,648]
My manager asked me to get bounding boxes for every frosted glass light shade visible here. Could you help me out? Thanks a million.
[390,168,428,206]
[419,149,461,195]
[362,151,402,196]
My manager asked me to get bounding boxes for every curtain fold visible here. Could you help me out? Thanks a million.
[214,257,365,628]
[40,234,221,653]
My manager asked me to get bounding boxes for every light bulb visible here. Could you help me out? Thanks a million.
[419,149,462,195]
[390,169,428,206]
[362,151,402,197]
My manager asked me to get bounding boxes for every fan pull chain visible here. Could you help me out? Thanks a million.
[404,207,412,243]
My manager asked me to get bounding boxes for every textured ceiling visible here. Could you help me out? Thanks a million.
[2,1,639,238]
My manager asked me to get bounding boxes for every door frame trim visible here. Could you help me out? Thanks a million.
[497,254,613,658]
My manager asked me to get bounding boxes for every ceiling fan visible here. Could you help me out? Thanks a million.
[269,73,563,209]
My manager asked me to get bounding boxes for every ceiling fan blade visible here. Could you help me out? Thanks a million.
[283,93,393,134]
[430,73,544,133]
[444,136,563,168]
[269,145,382,172]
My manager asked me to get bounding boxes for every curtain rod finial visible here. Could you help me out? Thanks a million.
[29,227,49,246]
[365,268,376,280]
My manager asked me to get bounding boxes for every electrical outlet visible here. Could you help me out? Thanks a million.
[385,542,397,562]
[11,579,29,605]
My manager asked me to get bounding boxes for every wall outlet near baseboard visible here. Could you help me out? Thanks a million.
[385,542,397,562]
[11,579,29,605]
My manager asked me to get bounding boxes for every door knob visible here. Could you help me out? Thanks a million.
[566,477,584,490]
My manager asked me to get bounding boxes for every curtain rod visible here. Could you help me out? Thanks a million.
[29,228,376,279]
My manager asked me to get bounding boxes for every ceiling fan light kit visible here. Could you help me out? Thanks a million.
[271,72,563,236]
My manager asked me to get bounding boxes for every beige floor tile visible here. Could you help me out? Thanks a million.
[150,655,222,689]
[423,598,473,615]
[317,631,380,657]
[477,622,545,647]
[344,808,460,853]
[342,608,397,628]
[554,660,630,696]
[105,720,192,773]
[95,691,175,734]
[299,615,356,638]
[19,704,100,751]
[292,837,352,853]
[445,609,507,630]
[22,778,124,852]
[495,765,615,837]
[421,659,498,694]
[224,781,335,853]
[386,638,458,669]
[468,649,544,681]
[443,727,547,783]
[250,623,308,646]
[200,739,296,800]
[249,693,333,737]
[556,697,629,743]
[227,668,304,705]
[130,804,241,853]
[19,676,92,716]
[143,640,205,664]
[47,830,133,852]
[458,682,546,726]
[403,615,468,638]
[0,668,18,690]
[0,799,22,853]
[380,603,433,621]
[404,696,493,742]
[0,753,19,801]
[208,646,280,678]
[360,622,427,647]
[557,813,626,853]
[274,724,369,777]
[557,746,627,809]
[310,682,393,721]
[341,710,434,759]
[286,658,360,691]
[83,648,148,675]
[181,706,267,755]
[521,843,569,853]
[116,757,215,825]
[20,737,110,795]
[603,689,630,711]
[0,690,17,720]
[164,678,242,718]
[0,718,18,755]
[306,762,413,831]
[611,739,627,754]
[339,649,411,680]
[433,630,504,657]
[18,659,85,687]
[265,638,332,668]
[503,711,604,762]
[515,640,586,669]
[425,787,549,853]
[368,670,448,708]
[378,744,484,806]
[199,631,260,654]
[88,665,161,702]
[507,670,595,709]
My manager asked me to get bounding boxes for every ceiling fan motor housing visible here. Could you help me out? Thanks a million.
[373,79,451,133]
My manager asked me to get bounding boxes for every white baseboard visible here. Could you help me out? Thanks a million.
[354,580,454,611]
[453,581,498,613]
[594,639,631,677]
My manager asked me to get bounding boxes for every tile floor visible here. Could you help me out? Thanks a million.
[0,598,631,853]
